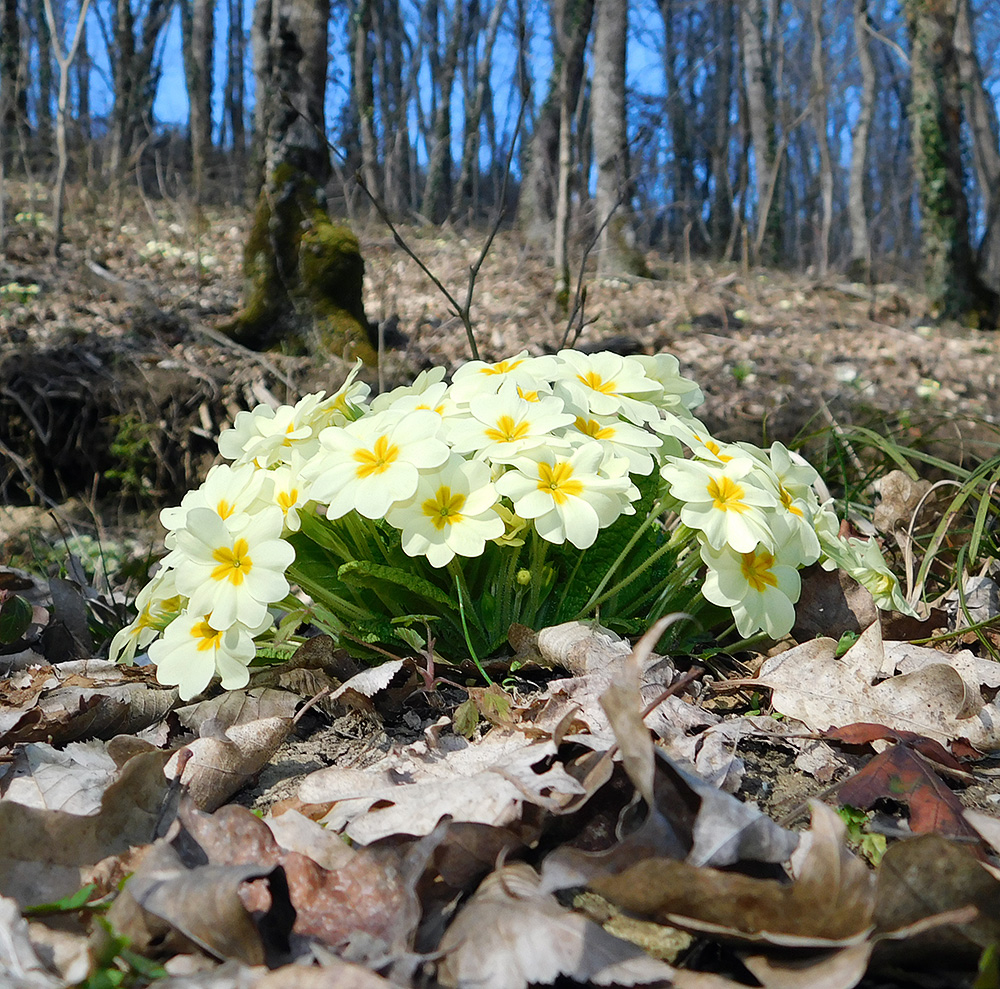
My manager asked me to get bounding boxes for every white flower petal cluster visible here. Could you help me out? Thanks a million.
[117,348,906,695]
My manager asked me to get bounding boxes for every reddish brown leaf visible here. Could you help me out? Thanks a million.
[836,746,982,845]
[821,723,967,772]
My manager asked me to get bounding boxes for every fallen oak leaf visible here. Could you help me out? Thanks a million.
[436,862,677,989]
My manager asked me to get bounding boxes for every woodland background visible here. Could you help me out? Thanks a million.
[1,0,1000,325]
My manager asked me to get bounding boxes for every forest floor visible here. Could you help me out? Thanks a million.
[1,187,1000,988]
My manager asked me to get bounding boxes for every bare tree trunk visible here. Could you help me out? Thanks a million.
[709,0,734,256]
[847,0,875,280]
[810,0,832,277]
[518,0,592,250]
[380,0,411,216]
[108,0,175,183]
[954,0,1000,296]
[352,0,379,203]
[33,0,53,149]
[1,0,27,174]
[592,0,643,277]
[422,1,462,223]
[904,0,996,323]
[229,0,375,359]
[740,0,781,264]
[452,0,507,221]
[41,0,92,253]
[180,0,215,202]
[223,0,246,183]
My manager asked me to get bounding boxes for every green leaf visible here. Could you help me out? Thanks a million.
[0,593,32,644]
[23,883,101,915]
[453,698,480,737]
[339,560,460,617]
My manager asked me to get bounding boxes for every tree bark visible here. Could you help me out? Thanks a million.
[740,0,781,264]
[904,0,997,323]
[223,0,247,181]
[228,0,376,360]
[592,0,644,277]
[518,0,592,250]
[180,0,215,202]
[847,0,875,279]
[108,0,175,182]
[41,0,92,253]
[421,1,462,223]
[810,0,832,278]
[709,0,735,256]
[453,0,507,221]
[954,0,1000,296]
[1,0,27,174]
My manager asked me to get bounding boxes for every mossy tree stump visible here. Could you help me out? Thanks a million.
[227,166,376,362]
[224,0,377,361]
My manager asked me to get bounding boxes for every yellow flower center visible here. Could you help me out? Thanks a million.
[574,416,615,440]
[192,617,223,651]
[355,434,399,478]
[281,422,296,446]
[741,549,778,592]
[416,402,446,415]
[485,415,531,443]
[517,386,540,402]
[422,485,466,531]
[577,371,617,394]
[703,439,731,462]
[211,538,253,585]
[482,358,524,375]
[779,485,804,517]
[537,461,584,505]
[706,475,748,513]
[277,488,298,513]
[215,499,235,519]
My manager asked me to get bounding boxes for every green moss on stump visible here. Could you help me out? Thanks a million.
[225,167,377,363]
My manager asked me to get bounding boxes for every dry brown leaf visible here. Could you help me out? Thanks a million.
[105,838,286,967]
[535,621,633,675]
[0,894,66,988]
[590,802,874,947]
[300,731,583,844]
[174,688,302,733]
[740,942,873,989]
[255,960,398,989]
[0,747,173,905]
[176,801,422,955]
[436,862,677,989]
[753,621,1000,750]
[873,833,1000,951]
[1,740,117,814]
[165,714,297,811]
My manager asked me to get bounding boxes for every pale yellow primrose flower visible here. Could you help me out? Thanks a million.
[159,463,265,568]
[661,457,777,553]
[565,411,662,475]
[495,441,638,549]
[306,408,449,520]
[148,609,260,700]
[109,568,184,665]
[259,452,312,533]
[385,455,505,568]
[631,353,705,415]
[819,531,913,615]
[377,380,459,419]
[218,363,370,467]
[700,537,801,639]
[552,350,661,425]
[172,506,294,630]
[369,366,447,412]
[449,352,560,403]
[448,390,574,461]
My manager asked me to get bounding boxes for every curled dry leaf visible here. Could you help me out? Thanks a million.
[535,621,632,676]
[436,862,677,989]
[164,713,298,811]
[105,837,289,967]
[1,740,117,814]
[0,894,65,988]
[590,802,874,947]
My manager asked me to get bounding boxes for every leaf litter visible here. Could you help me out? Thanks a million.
[0,606,998,988]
